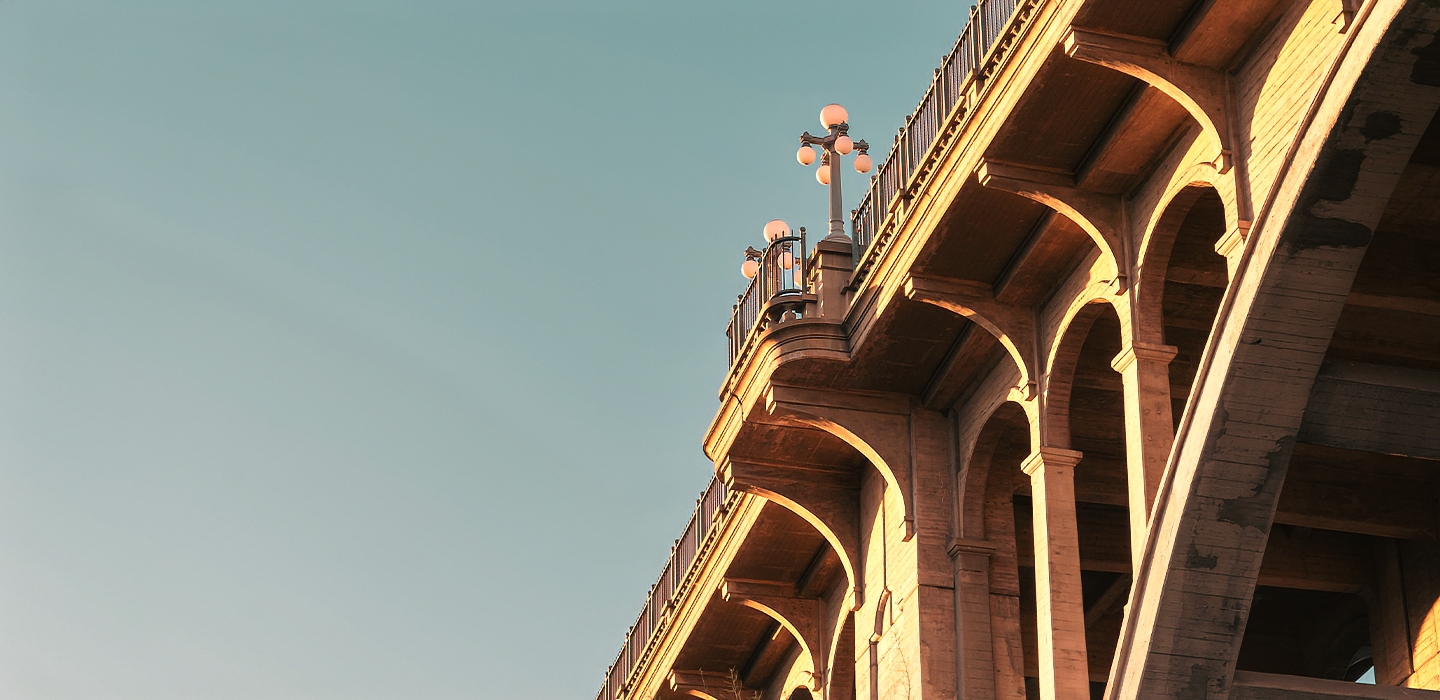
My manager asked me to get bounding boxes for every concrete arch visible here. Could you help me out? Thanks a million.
[1140,160,1243,259]
[751,488,855,592]
[957,399,1035,540]
[721,580,826,693]
[1043,271,1130,386]
[905,275,1039,397]
[824,611,854,700]
[1043,300,1125,450]
[952,396,1035,700]
[792,416,906,519]
[976,159,1127,282]
[1131,184,1230,346]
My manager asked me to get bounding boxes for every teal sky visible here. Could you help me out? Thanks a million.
[0,2,969,698]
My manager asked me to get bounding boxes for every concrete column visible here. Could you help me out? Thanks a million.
[1021,447,1089,700]
[1110,341,1179,573]
[812,237,853,320]
[952,539,999,700]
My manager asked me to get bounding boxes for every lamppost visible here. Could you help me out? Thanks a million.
[796,103,872,241]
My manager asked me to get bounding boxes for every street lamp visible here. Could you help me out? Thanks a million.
[741,219,806,289]
[796,103,871,241]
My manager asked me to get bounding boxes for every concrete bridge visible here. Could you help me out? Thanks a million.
[598,0,1440,699]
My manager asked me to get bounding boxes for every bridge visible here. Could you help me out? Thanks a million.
[598,0,1440,699]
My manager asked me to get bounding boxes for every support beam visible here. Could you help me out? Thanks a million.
[1276,443,1438,540]
[1110,341,1179,572]
[1015,503,1373,594]
[1231,671,1440,700]
[670,669,761,700]
[1299,360,1440,460]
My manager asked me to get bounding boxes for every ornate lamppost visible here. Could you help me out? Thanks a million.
[796,103,872,241]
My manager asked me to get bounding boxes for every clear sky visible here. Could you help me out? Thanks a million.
[0,2,970,698]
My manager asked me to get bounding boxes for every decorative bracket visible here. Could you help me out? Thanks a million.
[976,159,1130,289]
[904,274,1039,398]
[765,385,919,541]
[722,579,828,692]
[722,456,865,610]
[1063,28,1233,173]
[669,669,760,700]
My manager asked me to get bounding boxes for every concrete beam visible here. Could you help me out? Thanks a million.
[669,669,760,700]
[1299,360,1440,460]
[1231,671,1440,700]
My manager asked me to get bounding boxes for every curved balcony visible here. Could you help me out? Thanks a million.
[720,0,1036,377]
[725,230,811,367]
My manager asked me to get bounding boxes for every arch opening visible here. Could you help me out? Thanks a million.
[1152,187,1229,423]
[964,401,1040,700]
[1044,302,1132,695]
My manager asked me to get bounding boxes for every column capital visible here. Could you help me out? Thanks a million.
[1111,341,1179,373]
[1214,220,1251,259]
[948,537,997,557]
[1021,447,1083,476]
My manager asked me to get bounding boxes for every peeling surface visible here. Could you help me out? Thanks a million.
[1413,31,1440,86]
[1177,662,1214,700]
[1214,436,1293,533]
[1283,141,1375,250]
[1186,544,1219,570]
[1362,110,1404,141]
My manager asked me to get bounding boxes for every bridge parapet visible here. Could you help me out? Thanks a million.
[595,478,740,700]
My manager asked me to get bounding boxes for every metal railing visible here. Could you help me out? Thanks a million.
[851,0,1022,260]
[596,477,736,700]
[725,230,809,366]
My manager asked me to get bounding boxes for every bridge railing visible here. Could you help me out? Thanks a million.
[852,0,1022,262]
[596,477,736,700]
[726,231,809,367]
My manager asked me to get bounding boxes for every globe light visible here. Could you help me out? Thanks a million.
[796,146,817,166]
[854,153,873,174]
[741,258,759,279]
[779,250,795,269]
[764,219,790,243]
[834,135,854,155]
[816,166,832,185]
[793,265,804,285]
[820,103,849,129]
